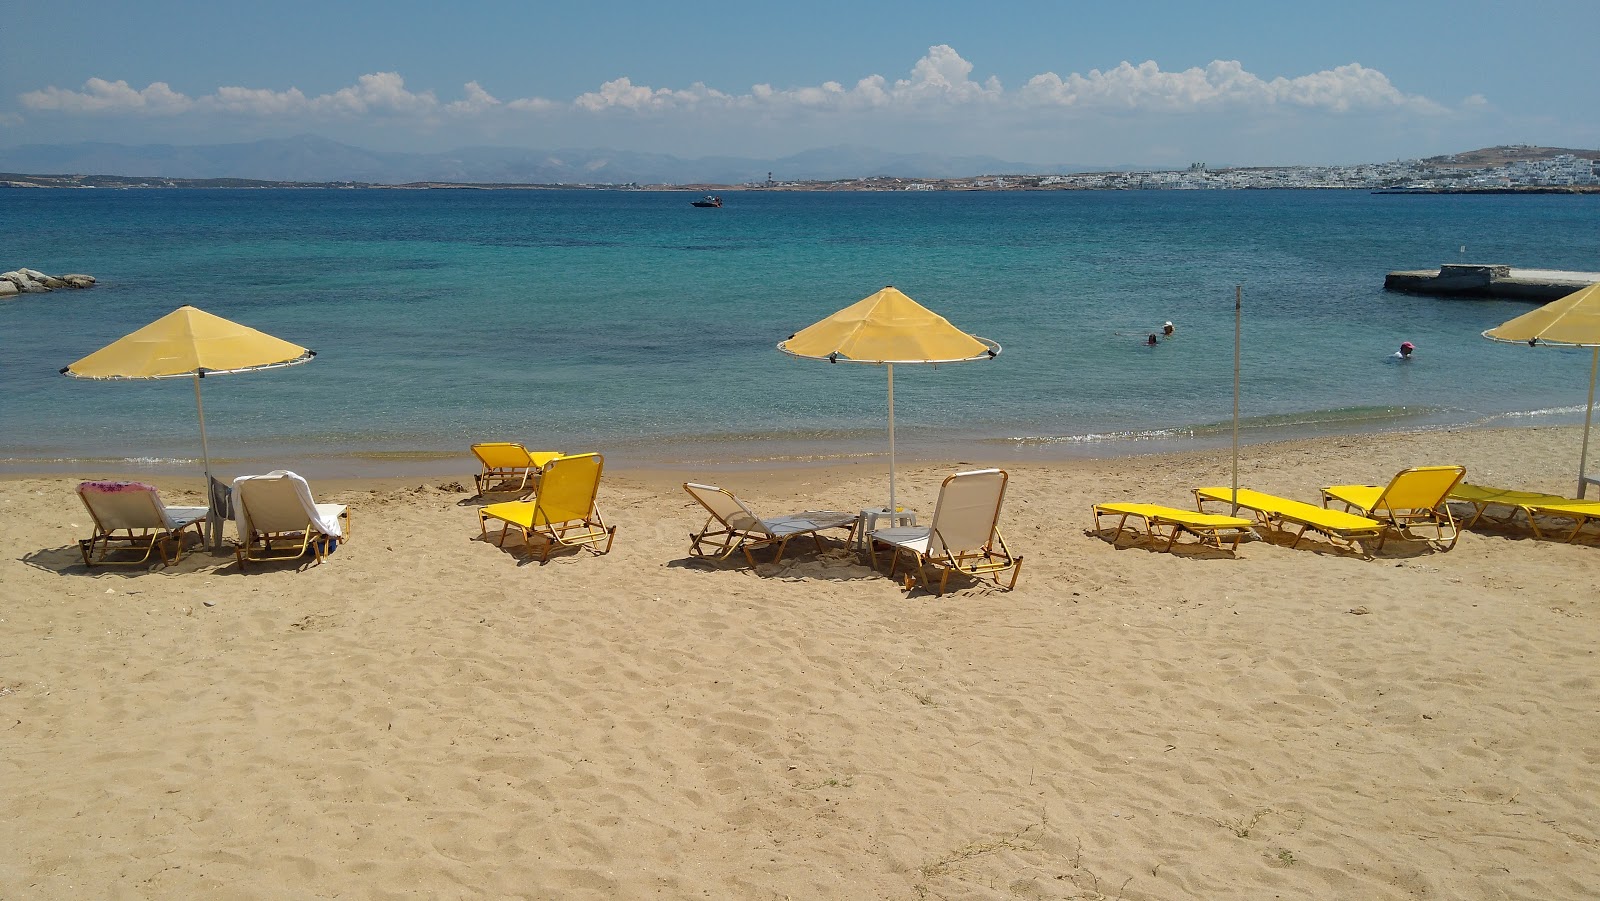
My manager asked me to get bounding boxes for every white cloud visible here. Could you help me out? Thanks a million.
[445,81,500,115]
[21,78,194,114]
[574,77,734,112]
[16,47,1451,127]
[1019,60,1442,113]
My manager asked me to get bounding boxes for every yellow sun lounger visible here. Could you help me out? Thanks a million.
[1091,502,1255,556]
[1321,465,1465,550]
[1449,483,1600,541]
[1194,486,1387,554]
[478,452,616,563]
[470,442,563,495]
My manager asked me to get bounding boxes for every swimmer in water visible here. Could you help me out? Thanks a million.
[1147,333,1159,346]
[1391,341,1415,361]
[1162,321,1175,337]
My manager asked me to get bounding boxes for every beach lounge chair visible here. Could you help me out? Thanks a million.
[471,442,563,495]
[478,452,616,562]
[1449,483,1600,541]
[683,483,858,567]
[868,469,1022,594]
[75,480,209,567]
[1194,486,1387,554]
[1321,465,1466,550]
[231,471,351,568]
[1091,502,1255,557]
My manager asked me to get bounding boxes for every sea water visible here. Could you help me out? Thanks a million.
[3,187,1598,476]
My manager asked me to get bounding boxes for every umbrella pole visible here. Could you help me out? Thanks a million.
[193,373,218,548]
[1232,285,1242,517]
[1580,346,1598,499]
[887,363,897,515]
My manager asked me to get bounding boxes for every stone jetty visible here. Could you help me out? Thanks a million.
[0,268,97,298]
[1384,264,1599,301]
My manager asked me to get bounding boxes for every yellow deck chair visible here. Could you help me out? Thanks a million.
[478,452,616,562]
[683,483,858,567]
[1195,486,1387,554]
[231,471,351,568]
[868,469,1022,595]
[1321,465,1466,550]
[1091,502,1255,556]
[471,442,563,495]
[75,480,209,567]
[1450,483,1600,541]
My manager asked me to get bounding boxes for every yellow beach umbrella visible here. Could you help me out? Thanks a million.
[778,286,1001,513]
[1484,281,1600,496]
[62,305,317,544]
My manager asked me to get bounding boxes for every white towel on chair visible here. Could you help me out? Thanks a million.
[232,470,344,540]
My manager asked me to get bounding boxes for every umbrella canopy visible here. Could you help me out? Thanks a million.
[1483,281,1600,496]
[62,305,316,546]
[778,286,1000,514]
[62,305,314,379]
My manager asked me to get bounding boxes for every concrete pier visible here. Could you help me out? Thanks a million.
[1385,264,1600,301]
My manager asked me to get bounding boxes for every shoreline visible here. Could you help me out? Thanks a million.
[4,414,1589,485]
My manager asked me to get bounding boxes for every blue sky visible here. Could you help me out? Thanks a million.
[3,0,1595,167]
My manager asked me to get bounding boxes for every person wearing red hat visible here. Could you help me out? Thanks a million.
[1392,341,1415,361]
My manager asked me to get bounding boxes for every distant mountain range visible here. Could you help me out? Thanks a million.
[0,134,1091,185]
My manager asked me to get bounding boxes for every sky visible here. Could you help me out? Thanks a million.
[3,0,1596,169]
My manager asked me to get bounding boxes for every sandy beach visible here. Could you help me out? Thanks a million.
[3,424,1598,899]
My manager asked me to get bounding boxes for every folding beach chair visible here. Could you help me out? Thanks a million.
[232,471,351,568]
[1450,483,1600,541]
[1091,502,1255,557]
[478,452,617,562]
[471,442,563,495]
[75,480,209,567]
[1194,486,1387,555]
[683,483,858,567]
[868,469,1022,595]
[1322,464,1465,550]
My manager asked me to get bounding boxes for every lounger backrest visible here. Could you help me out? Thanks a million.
[926,469,1008,557]
[472,442,533,469]
[236,474,316,533]
[77,481,165,530]
[1376,465,1466,512]
[536,453,603,525]
[684,483,768,535]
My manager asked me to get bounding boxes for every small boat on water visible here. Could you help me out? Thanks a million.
[691,195,723,208]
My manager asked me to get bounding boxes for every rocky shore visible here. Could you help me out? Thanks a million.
[0,268,96,297]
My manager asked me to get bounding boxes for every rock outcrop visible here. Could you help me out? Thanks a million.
[1,268,96,298]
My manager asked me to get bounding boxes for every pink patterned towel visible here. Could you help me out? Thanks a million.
[78,480,158,494]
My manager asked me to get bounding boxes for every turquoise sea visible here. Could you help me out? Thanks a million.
[3,188,1599,477]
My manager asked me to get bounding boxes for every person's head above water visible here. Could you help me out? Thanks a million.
[1400,341,1414,357]
[1147,333,1159,346]
[1162,321,1174,336]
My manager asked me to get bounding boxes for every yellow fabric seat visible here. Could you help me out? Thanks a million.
[1195,486,1386,554]
[1091,502,1254,556]
[1450,482,1600,541]
[1321,465,1466,550]
[470,442,563,495]
[478,452,616,563]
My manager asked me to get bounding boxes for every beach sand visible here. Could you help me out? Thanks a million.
[2,425,1597,899]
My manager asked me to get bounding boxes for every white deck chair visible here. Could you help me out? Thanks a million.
[231,471,351,567]
[76,480,208,567]
[868,469,1022,595]
[684,482,858,567]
